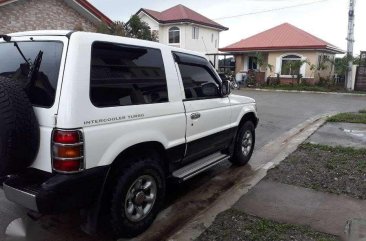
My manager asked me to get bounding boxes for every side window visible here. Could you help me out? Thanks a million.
[178,63,220,100]
[90,42,168,107]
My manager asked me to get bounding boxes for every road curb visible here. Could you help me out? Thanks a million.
[240,88,366,96]
[168,112,337,241]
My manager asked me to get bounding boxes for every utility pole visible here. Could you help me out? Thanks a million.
[345,0,356,89]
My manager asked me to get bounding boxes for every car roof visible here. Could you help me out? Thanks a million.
[8,30,73,37]
[7,30,207,59]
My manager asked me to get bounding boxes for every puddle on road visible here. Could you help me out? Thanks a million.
[341,128,366,141]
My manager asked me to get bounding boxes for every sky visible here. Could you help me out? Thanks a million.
[89,0,365,55]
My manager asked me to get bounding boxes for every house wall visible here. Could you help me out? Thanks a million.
[139,13,159,31]
[138,12,221,64]
[266,51,318,79]
[266,51,336,81]
[316,52,336,80]
[158,23,220,54]
[233,50,337,84]
[0,0,97,33]
[183,24,219,54]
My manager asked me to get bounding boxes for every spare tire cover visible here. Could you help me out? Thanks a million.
[0,77,40,176]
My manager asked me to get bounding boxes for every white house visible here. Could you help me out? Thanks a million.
[135,4,228,63]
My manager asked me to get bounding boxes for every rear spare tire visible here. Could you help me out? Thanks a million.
[0,77,40,176]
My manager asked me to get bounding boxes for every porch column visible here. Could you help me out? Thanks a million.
[235,54,244,74]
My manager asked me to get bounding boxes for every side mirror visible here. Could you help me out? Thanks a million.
[222,80,231,96]
[201,82,219,97]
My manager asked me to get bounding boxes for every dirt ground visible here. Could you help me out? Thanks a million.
[196,209,339,241]
[265,143,366,199]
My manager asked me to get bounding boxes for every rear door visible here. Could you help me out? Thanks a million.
[0,35,68,172]
[174,52,232,164]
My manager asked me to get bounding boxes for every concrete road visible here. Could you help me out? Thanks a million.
[1,89,366,241]
[240,90,366,149]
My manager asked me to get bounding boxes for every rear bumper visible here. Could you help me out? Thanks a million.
[2,167,109,214]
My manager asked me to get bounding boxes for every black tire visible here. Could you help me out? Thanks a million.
[230,121,255,166]
[0,77,39,176]
[110,153,165,238]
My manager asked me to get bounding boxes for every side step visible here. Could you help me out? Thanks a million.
[172,152,230,182]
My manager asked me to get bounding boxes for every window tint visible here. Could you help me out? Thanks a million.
[178,63,219,100]
[90,42,168,107]
[0,41,63,107]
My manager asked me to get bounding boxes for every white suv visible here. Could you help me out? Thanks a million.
[0,31,258,238]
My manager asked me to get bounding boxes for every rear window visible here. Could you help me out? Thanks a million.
[0,41,63,108]
[90,42,168,107]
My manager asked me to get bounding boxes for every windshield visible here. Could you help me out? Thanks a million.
[0,41,63,108]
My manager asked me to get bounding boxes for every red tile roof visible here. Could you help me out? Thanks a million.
[138,4,228,31]
[220,23,343,53]
[75,0,113,25]
[0,0,113,25]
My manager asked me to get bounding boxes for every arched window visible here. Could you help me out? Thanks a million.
[281,54,302,75]
[169,27,180,44]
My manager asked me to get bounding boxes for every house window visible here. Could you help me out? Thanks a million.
[281,55,302,75]
[248,56,258,70]
[192,26,199,39]
[169,27,180,44]
[211,33,214,43]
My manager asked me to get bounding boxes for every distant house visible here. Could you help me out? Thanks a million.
[220,23,344,84]
[136,4,228,64]
[0,0,112,33]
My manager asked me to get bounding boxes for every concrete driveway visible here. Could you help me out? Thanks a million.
[1,89,366,241]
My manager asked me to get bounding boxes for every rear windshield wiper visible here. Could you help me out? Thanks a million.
[1,34,43,91]
[25,50,43,90]
[0,34,31,66]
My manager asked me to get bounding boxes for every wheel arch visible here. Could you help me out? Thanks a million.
[239,112,258,129]
[109,141,169,176]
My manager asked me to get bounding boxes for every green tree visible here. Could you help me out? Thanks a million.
[97,16,157,41]
[254,52,273,72]
[283,59,309,84]
[125,15,157,41]
[97,21,126,36]
[333,55,359,77]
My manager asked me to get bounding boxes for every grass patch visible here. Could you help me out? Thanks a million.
[327,112,366,124]
[259,84,346,93]
[256,84,366,94]
[266,143,366,199]
[197,209,339,241]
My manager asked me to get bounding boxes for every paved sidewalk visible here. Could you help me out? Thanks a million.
[308,122,366,148]
[234,180,366,239]
[249,88,366,96]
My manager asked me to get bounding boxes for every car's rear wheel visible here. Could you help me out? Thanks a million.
[109,153,165,238]
[230,121,255,166]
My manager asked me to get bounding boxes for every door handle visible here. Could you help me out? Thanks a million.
[190,112,201,120]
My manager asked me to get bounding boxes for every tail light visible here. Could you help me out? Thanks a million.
[52,129,84,173]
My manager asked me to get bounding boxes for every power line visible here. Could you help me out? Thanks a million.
[214,0,329,20]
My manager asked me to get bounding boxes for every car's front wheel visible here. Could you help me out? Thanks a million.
[110,153,165,238]
[230,121,255,166]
